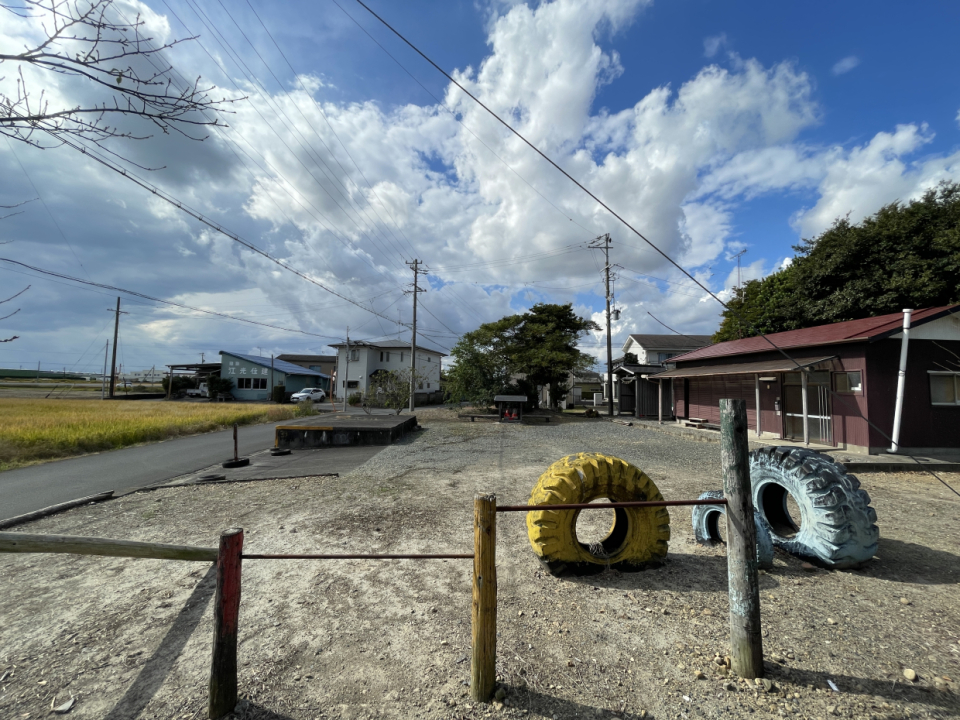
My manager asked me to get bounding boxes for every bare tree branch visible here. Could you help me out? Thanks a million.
[1,0,238,153]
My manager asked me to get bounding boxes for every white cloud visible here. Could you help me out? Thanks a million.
[831,56,860,75]
[703,33,727,58]
[791,123,960,238]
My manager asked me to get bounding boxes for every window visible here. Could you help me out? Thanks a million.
[350,349,359,361]
[834,371,863,394]
[253,378,267,389]
[400,352,405,362]
[237,378,251,389]
[930,373,959,405]
[427,382,431,388]
[379,351,391,362]
[347,380,359,389]
[657,352,677,363]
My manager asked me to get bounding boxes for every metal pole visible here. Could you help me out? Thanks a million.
[720,398,763,679]
[166,366,173,400]
[232,424,238,463]
[109,297,120,398]
[801,370,809,446]
[755,374,761,437]
[605,237,613,417]
[270,354,274,402]
[658,378,663,425]
[889,309,913,453]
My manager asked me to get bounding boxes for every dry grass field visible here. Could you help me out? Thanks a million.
[0,399,302,471]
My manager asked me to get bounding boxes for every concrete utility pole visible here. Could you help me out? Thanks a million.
[107,297,127,398]
[590,234,615,417]
[101,341,109,399]
[406,259,426,413]
[343,327,350,413]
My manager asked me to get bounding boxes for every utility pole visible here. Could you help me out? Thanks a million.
[406,259,426,413]
[343,327,350,413]
[101,341,109,399]
[106,297,127,398]
[200,352,205,364]
[731,248,747,339]
[590,234,615,417]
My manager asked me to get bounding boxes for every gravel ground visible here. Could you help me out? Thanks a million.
[1,409,958,720]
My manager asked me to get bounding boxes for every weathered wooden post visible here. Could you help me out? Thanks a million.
[720,399,763,679]
[471,493,497,702]
[209,528,243,719]
[232,424,239,462]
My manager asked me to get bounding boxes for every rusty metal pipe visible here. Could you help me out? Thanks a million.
[241,553,474,560]
[496,498,727,512]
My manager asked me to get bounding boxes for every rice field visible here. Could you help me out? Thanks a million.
[0,399,302,471]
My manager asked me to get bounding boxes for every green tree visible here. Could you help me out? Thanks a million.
[369,368,428,414]
[446,303,599,409]
[714,182,960,341]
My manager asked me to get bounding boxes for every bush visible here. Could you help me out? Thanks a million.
[347,392,363,406]
[293,399,317,418]
[206,376,235,400]
[272,385,287,403]
[161,375,194,395]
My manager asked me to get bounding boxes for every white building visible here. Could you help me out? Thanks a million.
[621,333,713,365]
[328,339,444,399]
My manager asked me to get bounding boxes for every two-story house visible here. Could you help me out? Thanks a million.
[621,333,713,365]
[328,339,445,401]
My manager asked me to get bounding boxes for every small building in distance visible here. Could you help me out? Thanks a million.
[653,306,960,454]
[219,351,328,402]
[328,339,444,402]
[621,333,713,365]
[276,354,336,394]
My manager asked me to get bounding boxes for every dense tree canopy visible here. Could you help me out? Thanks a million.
[714,182,960,341]
[446,303,599,408]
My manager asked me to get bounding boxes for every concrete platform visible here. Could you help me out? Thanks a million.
[274,413,418,450]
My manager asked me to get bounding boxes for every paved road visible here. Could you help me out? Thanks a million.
[0,416,352,520]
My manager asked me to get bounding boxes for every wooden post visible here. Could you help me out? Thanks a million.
[232,424,238,462]
[720,399,763,679]
[801,370,810,446]
[166,368,174,400]
[471,493,497,703]
[209,528,243,719]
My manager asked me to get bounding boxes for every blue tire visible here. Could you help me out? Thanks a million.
[749,447,878,569]
[691,491,774,569]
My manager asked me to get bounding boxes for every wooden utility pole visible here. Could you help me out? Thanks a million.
[107,297,126,398]
[471,493,497,702]
[720,398,763,679]
[406,259,425,413]
[590,234,614,416]
[343,328,350,413]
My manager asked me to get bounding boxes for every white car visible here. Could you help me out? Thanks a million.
[291,388,326,403]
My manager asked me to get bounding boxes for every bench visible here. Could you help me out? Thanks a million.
[461,414,500,422]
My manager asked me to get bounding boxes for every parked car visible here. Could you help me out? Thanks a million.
[291,388,326,403]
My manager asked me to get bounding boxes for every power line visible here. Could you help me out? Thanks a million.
[0,258,346,339]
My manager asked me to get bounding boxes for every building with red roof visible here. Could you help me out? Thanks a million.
[651,306,960,454]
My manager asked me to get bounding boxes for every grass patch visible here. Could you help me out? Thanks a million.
[0,399,301,471]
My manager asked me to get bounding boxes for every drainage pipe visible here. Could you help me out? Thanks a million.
[889,309,913,453]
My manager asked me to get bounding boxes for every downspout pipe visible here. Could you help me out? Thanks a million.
[889,309,913,453]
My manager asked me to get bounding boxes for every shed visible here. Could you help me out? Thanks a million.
[219,351,328,402]
[651,306,960,454]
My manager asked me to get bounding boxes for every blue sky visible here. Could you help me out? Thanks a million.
[1,0,958,373]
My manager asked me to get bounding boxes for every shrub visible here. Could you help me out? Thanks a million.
[272,385,287,403]
[347,392,363,406]
[293,399,317,418]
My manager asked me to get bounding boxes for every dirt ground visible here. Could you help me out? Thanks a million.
[1,410,958,720]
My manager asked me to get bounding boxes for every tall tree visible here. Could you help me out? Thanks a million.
[446,303,599,409]
[714,182,960,341]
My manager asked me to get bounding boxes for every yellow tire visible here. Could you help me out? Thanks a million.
[526,453,670,576]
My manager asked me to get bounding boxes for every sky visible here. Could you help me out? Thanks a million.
[1,0,959,374]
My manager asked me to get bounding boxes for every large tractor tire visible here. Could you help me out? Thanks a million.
[526,453,671,576]
[749,447,878,568]
[691,490,774,569]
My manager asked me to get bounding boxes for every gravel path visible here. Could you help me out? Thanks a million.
[1,410,957,720]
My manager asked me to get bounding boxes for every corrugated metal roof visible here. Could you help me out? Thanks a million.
[626,334,713,350]
[276,354,336,364]
[652,356,836,379]
[671,306,959,363]
[220,351,327,378]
